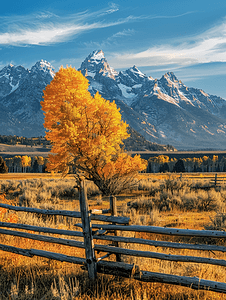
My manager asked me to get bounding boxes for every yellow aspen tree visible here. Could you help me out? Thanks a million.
[21,155,31,173]
[41,66,147,195]
[212,155,218,162]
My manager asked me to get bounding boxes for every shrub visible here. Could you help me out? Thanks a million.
[205,213,226,231]
[0,156,8,173]
[127,195,154,213]
[196,189,223,211]
[164,178,189,194]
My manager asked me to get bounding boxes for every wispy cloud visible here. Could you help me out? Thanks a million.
[83,29,135,49]
[145,11,196,20]
[0,3,128,46]
[111,17,226,68]
[0,5,196,47]
[98,3,119,16]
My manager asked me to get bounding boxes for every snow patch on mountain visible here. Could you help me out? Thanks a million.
[1,49,226,149]
[9,82,19,93]
[31,60,55,78]
[79,50,118,79]
[92,49,105,61]
[118,83,133,98]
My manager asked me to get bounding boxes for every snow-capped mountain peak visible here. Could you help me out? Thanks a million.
[79,50,118,79]
[90,49,105,61]
[1,50,226,150]
[130,65,146,78]
[160,72,180,86]
[164,72,179,82]
[0,64,28,98]
[117,65,147,89]
[30,60,55,78]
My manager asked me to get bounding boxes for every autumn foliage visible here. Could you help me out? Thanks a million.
[41,67,147,194]
[0,156,8,173]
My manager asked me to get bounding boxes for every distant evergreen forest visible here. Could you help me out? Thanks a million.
[0,135,50,147]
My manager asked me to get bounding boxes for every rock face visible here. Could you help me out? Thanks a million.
[1,50,226,150]
[130,72,226,149]
[0,60,55,136]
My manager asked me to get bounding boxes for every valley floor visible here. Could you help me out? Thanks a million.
[0,174,225,299]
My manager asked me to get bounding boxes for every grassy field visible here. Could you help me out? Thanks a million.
[0,143,50,159]
[0,173,63,180]
[0,174,226,299]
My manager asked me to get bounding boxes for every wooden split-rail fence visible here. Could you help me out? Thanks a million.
[0,180,226,294]
[180,173,226,188]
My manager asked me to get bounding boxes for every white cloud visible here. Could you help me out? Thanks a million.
[0,23,96,45]
[0,6,197,47]
[83,28,135,49]
[111,29,135,38]
[110,18,226,68]
[0,4,128,46]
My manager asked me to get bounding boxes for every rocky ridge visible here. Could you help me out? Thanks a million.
[1,50,226,150]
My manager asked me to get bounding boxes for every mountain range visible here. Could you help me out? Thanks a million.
[1,50,226,150]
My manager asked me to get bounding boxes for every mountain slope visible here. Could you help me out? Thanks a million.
[1,50,226,150]
[79,50,226,149]
[130,72,226,149]
[0,60,54,136]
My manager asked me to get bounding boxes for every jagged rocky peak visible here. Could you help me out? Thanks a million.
[148,75,154,80]
[0,64,28,98]
[131,65,145,74]
[91,49,105,61]
[0,64,13,75]
[161,72,180,84]
[118,65,147,87]
[0,63,27,77]
[30,60,55,78]
[79,50,118,79]
[126,65,146,80]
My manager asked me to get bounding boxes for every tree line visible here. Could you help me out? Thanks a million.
[147,155,226,173]
[1,154,226,174]
[0,156,47,173]
[0,135,50,147]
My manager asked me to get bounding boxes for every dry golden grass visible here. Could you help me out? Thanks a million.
[0,173,66,180]
[0,174,226,299]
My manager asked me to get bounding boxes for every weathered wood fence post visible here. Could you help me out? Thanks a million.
[214,173,218,186]
[110,195,121,262]
[79,180,97,279]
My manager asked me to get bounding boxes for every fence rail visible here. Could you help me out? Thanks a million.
[0,180,226,294]
[0,202,129,224]
[82,223,226,238]
[181,173,226,187]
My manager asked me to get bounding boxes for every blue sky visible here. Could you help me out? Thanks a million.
[1,0,226,98]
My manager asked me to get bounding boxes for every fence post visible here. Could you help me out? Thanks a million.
[110,195,121,262]
[110,195,117,216]
[215,173,217,186]
[79,180,97,280]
